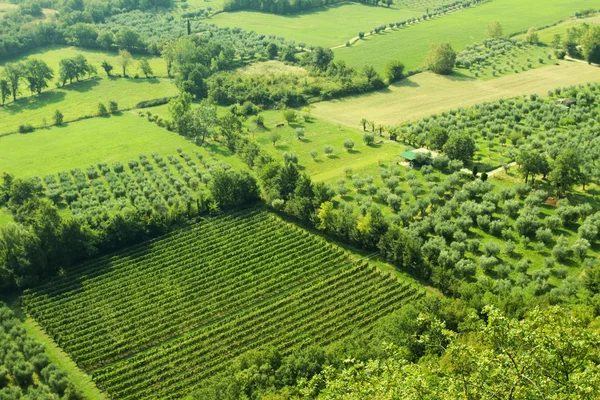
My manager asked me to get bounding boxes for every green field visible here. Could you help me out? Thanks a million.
[22,209,422,399]
[210,3,420,48]
[311,60,600,128]
[0,46,168,79]
[0,112,242,178]
[0,77,177,135]
[249,110,405,177]
[334,0,600,72]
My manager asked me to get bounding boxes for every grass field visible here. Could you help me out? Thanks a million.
[515,14,600,44]
[311,60,600,128]
[0,113,242,178]
[333,0,600,72]
[210,3,421,48]
[22,209,422,399]
[0,45,168,79]
[0,77,177,135]
[250,110,405,177]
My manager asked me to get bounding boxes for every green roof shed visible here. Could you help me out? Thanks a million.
[399,151,417,161]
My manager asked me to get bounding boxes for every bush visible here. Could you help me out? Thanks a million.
[135,96,176,108]
[54,109,64,125]
[323,145,334,156]
[363,132,375,145]
[109,100,118,114]
[343,139,355,151]
[98,103,109,116]
[18,124,35,133]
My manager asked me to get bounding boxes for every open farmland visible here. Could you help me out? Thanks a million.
[21,209,422,399]
[311,60,600,128]
[0,113,242,178]
[0,78,177,135]
[210,3,420,48]
[334,0,600,72]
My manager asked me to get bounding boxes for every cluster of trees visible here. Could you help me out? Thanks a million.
[194,300,600,400]
[1,59,54,104]
[0,0,175,59]
[223,0,350,14]
[0,302,82,399]
[0,153,258,291]
[207,46,390,108]
[554,22,600,64]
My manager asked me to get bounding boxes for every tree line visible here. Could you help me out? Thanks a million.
[0,162,258,291]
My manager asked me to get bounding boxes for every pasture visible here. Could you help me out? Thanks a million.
[210,3,420,48]
[333,0,600,72]
[311,61,600,128]
[0,112,241,178]
[251,110,405,176]
[0,77,177,135]
[22,209,422,399]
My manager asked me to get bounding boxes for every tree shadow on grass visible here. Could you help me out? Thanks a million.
[1,91,66,115]
[62,78,100,93]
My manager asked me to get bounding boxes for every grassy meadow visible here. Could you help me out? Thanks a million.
[249,110,405,177]
[210,3,420,48]
[311,60,600,128]
[333,0,600,72]
[0,112,242,178]
[0,77,177,135]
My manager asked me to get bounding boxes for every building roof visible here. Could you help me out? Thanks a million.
[399,151,417,161]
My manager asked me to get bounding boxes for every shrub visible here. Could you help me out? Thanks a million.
[98,102,109,116]
[54,109,64,125]
[18,124,35,133]
[310,150,318,160]
[109,100,118,113]
[363,132,375,145]
[343,139,355,151]
[323,145,334,156]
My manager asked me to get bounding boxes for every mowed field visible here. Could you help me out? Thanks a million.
[312,61,600,127]
[0,77,177,135]
[0,113,242,178]
[210,3,420,48]
[333,0,600,72]
[22,209,423,399]
[250,110,405,176]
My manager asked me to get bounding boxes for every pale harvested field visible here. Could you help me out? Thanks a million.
[312,61,600,127]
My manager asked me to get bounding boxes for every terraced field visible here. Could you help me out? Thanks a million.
[22,209,422,399]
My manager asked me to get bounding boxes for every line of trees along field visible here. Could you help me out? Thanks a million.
[223,0,484,15]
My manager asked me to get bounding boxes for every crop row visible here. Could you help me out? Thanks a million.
[93,263,421,399]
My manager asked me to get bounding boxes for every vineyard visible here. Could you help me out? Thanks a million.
[21,209,422,399]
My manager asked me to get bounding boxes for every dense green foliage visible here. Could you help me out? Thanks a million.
[192,300,600,399]
[22,209,422,399]
[0,302,80,399]
[0,150,257,291]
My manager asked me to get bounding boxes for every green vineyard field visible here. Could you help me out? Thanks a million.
[22,209,423,399]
